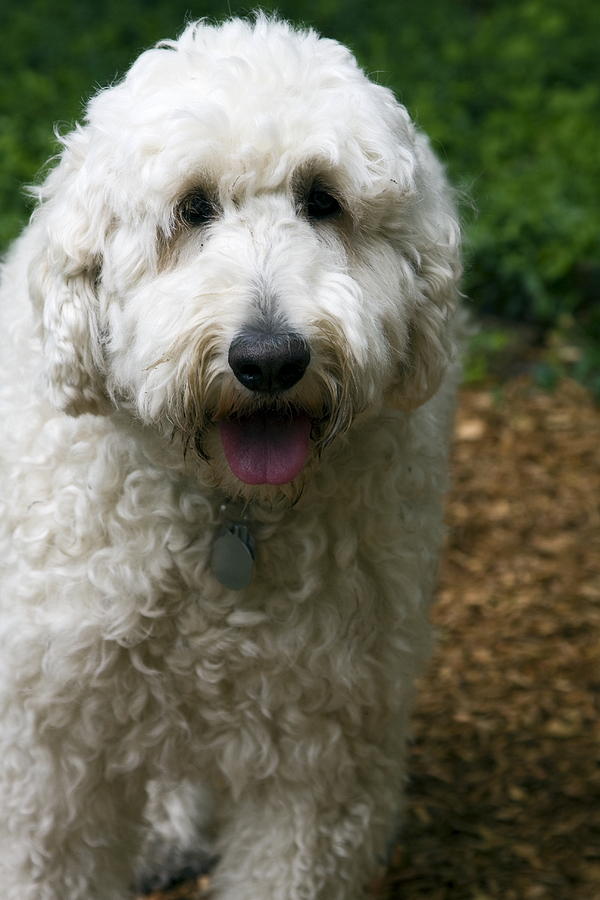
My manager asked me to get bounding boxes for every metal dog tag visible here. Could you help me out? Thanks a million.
[211,522,255,591]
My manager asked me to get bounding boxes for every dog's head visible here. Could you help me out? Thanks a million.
[28,15,460,500]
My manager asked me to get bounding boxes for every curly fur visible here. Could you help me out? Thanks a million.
[0,14,461,899]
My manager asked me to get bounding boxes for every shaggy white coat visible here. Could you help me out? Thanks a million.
[0,15,461,899]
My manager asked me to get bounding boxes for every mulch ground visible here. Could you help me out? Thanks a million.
[143,377,600,900]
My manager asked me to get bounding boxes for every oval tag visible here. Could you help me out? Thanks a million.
[211,530,254,591]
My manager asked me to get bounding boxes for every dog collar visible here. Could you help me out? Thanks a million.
[210,497,256,591]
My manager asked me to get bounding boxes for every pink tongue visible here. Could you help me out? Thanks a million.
[219,413,312,485]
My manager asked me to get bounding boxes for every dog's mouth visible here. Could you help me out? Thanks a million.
[217,409,313,485]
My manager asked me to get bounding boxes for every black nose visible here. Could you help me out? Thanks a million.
[228,331,311,393]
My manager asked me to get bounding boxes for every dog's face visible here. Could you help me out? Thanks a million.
[29,17,460,501]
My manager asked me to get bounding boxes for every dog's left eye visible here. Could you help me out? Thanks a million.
[178,191,216,227]
[306,185,341,221]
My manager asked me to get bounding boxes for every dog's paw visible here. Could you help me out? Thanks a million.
[134,844,217,895]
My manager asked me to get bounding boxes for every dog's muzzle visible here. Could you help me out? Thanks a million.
[217,330,313,486]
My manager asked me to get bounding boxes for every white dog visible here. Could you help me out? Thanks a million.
[0,15,461,900]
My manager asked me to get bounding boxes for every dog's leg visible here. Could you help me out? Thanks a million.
[210,735,404,900]
[134,779,217,893]
[0,696,148,899]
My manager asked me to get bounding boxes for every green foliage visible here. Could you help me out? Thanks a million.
[463,328,513,385]
[571,341,600,399]
[1,0,598,387]
[449,1,600,335]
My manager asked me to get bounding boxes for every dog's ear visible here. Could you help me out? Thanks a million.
[28,128,110,417]
[390,134,462,411]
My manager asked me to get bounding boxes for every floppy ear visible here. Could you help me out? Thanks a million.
[28,128,110,417]
[392,134,462,410]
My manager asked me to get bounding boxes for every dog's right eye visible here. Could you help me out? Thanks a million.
[178,191,216,227]
[306,185,341,221]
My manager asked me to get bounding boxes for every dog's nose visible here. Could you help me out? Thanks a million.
[228,331,310,393]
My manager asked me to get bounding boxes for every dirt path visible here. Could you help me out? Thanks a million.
[392,378,600,899]
[144,378,600,900]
